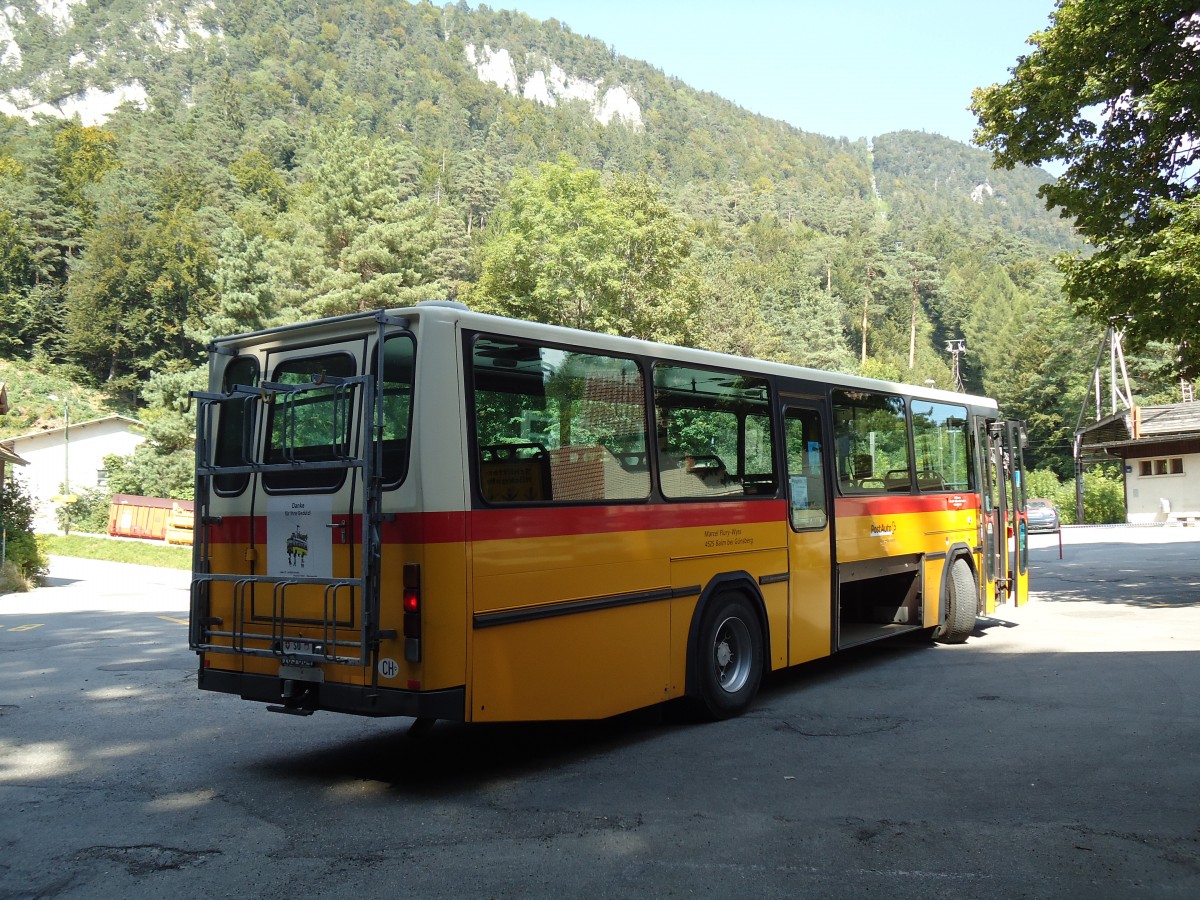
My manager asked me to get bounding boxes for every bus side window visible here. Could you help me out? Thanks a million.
[911,400,972,492]
[832,389,909,495]
[470,336,651,505]
[653,365,776,501]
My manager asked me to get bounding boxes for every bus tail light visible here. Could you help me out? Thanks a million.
[403,562,422,663]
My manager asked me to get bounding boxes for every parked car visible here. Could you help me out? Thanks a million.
[1027,498,1061,533]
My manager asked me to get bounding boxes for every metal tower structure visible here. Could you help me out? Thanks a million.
[1072,327,1133,523]
[945,339,966,392]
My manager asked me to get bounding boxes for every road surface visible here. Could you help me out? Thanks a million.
[1,530,1197,898]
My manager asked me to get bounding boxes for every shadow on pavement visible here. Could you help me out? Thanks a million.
[1030,539,1200,609]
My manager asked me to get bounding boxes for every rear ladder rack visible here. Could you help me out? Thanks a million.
[189,316,395,669]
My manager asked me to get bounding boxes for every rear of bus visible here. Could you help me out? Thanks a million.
[190,305,469,719]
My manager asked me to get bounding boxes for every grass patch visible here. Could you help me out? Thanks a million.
[0,560,35,592]
[38,533,192,570]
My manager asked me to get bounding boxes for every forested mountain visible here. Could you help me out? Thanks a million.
[0,0,1153,477]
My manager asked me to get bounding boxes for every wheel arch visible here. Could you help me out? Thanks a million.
[938,543,980,623]
[684,570,770,700]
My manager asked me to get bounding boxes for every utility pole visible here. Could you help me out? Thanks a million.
[908,262,921,370]
[861,264,875,364]
[48,394,71,535]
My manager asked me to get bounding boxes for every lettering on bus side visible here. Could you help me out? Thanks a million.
[703,527,755,549]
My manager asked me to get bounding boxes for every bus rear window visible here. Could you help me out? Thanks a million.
[263,353,357,492]
[214,355,259,495]
[373,335,415,488]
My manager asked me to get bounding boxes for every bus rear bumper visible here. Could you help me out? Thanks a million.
[198,667,466,720]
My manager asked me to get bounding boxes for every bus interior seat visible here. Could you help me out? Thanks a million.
[478,442,551,502]
[615,451,649,472]
[544,444,653,502]
[852,454,873,481]
[916,470,947,491]
[659,451,742,497]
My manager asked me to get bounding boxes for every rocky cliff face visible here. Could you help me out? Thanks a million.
[465,42,643,130]
[0,0,217,125]
[1,2,645,133]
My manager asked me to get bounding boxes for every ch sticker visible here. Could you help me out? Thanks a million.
[378,658,399,679]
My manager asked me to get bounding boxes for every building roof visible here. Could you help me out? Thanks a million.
[1078,401,1200,453]
[5,414,145,447]
[1136,403,1200,437]
[0,441,29,466]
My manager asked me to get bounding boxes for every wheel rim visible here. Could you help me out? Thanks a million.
[712,615,752,693]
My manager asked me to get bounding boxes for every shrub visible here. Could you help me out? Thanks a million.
[1024,465,1126,525]
[0,478,48,583]
[1081,465,1126,525]
[56,484,113,534]
[103,446,194,501]
[0,558,33,592]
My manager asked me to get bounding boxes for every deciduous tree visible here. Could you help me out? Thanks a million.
[473,155,695,342]
[972,1,1200,376]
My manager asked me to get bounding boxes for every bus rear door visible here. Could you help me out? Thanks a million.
[192,325,390,714]
[975,416,1006,613]
[974,417,1029,610]
[1005,420,1029,606]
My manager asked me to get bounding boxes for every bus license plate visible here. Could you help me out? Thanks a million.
[281,639,316,667]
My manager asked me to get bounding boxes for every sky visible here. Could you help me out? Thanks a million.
[479,0,1058,147]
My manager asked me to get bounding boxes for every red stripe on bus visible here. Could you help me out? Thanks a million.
[834,493,980,516]
[465,500,787,542]
[207,501,788,546]
[382,511,467,544]
[204,495,976,547]
[206,516,267,545]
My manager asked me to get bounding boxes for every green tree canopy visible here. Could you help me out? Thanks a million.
[971,1,1200,377]
[271,122,463,320]
[65,192,214,397]
[472,155,696,342]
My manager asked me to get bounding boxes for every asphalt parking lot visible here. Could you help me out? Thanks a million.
[1,527,1198,898]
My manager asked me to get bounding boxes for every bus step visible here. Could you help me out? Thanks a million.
[267,704,315,717]
[408,716,437,738]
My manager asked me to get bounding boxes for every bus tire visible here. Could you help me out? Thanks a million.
[934,557,977,644]
[692,592,764,720]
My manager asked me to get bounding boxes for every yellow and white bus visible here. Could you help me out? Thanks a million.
[190,303,1029,723]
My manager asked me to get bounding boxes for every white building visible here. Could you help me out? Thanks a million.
[6,415,145,532]
[1078,401,1200,525]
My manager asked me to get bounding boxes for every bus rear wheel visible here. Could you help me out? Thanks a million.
[692,593,764,719]
[934,557,978,644]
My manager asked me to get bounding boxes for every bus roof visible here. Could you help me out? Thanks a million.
[211,301,999,412]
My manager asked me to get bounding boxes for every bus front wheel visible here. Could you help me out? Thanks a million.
[692,593,764,719]
[934,557,978,644]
